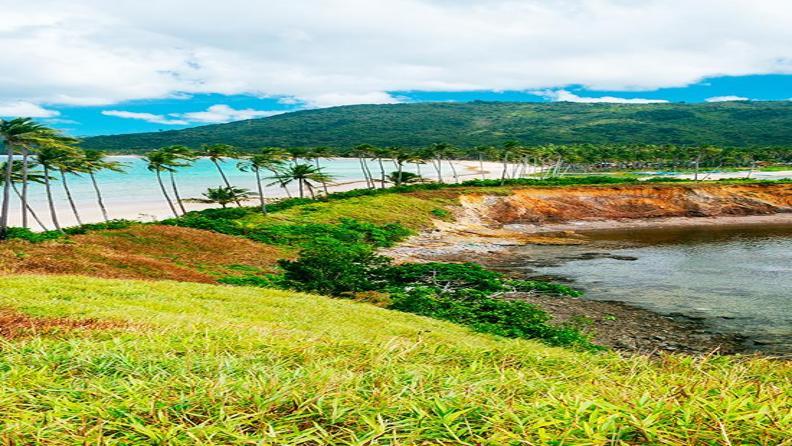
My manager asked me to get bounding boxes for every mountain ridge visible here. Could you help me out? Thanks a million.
[82,100,792,151]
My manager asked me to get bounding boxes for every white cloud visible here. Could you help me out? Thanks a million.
[705,95,750,102]
[2,0,792,110]
[304,92,402,108]
[0,101,59,117]
[102,104,282,125]
[102,110,188,125]
[533,90,669,104]
[176,104,283,123]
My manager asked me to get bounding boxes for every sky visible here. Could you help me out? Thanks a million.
[2,0,792,136]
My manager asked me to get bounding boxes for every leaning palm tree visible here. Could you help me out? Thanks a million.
[56,150,88,226]
[254,147,293,198]
[267,163,334,199]
[0,118,72,237]
[190,186,254,209]
[0,160,52,230]
[80,150,127,222]
[144,149,180,218]
[160,145,196,214]
[238,151,287,214]
[371,146,393,189]
[351,144,376,189]
[34,144,79,232]
[309,146,334,195]
[390,148,422,187]
[202,143,238,194]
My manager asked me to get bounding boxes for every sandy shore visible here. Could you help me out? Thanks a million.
[9,159,505,229]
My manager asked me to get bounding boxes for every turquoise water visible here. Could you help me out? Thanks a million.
[10,157,431,227]
[523,224,792,353]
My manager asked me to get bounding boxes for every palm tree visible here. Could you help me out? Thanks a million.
[80,150,127,222]
[0,118,71,237]
[267,163,334,199]
[351,144,376,189]
[56,150,89,226]
[371,146,392,189]
[160,145,196,214]
[309,146,334,195]
[35,144,79,232]
[238,150,288,214]
[191,186,253,208]
[424,142,458,183]
[390,148,422,187]
[201,144,241,206]
[0,160,52,230]
[144,149,180,218]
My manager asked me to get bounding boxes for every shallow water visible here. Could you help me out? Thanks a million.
[520,224,792,353]
[9,156,448,227]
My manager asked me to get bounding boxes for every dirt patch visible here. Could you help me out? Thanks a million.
[0,308,132,340]
[506,294,745,355]
[463,183,792,226]
[0,225,289,283]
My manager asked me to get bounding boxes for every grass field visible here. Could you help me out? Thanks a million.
[0,275,789,444]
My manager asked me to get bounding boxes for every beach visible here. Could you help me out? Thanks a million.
[7,158,506,229]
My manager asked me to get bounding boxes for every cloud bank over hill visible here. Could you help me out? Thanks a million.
[2,0,791,117]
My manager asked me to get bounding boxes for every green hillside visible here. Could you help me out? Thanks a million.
[83,101,792,152]
[0,274,788,444]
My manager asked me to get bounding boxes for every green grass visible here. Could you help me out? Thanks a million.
[241,193,457,230]
[1,275,789,444]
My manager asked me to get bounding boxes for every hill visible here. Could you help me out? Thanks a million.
[83,101,792,152]
[0,274,788,444]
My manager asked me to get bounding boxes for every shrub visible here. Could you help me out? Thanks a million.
[389,287,595,349]
[386,262,504,292]
[63,219,137,235]
[278,237,392,295]
[4,227,64,243]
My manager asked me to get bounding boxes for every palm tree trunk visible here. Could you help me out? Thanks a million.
[254,168,267,214]
[447,159,459,183]
[12,183,48,231]
[0,142,13,238]
[298,179,304,198]
[362,158,375,189]
[21,149,29,228]
[500,154,509,184]
[315,158,329,195]
[43,166,62,232]
[396,162,403,186]
[212,159,241,206]
[377,157,387,188]
[89,171,110,222]
[156,170,179,218]
[307,182,315,199]
[169,171,187,215]
[357,157,371,188]
[59,168,83,226]
[435,157,443,183]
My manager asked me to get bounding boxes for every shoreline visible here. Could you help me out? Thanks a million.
[7,159,505,229]
[385,212,792,356]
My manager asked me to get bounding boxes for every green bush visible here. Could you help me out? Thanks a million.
[386,262,504,292]
[4,227,64,243]
[278,238,392,295]
[389,287,595,349]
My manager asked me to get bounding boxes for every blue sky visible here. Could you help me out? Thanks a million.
[3,1,792,136]
[40,75,792,136]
